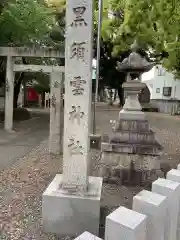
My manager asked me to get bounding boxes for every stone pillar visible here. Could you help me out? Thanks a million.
[105,206,147,240]
[5,56,14,132]
[61,0,93,191]
[38,94,42,108]
[167,169,180,240]
[133,190,167,240]
[42,0,102,236]
[17,85,23,107]
[45,93,49,108]
[49,71,63,155]
[152,178,180,240]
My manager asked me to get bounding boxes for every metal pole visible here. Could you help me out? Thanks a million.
[92,0,103,134]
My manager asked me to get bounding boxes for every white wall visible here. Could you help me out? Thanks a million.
[142,65,180,100]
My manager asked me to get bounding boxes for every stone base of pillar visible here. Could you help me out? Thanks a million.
[42,174,103,237]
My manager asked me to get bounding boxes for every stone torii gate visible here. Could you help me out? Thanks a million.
[0,47,64,154]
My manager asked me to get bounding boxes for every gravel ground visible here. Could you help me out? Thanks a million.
[1,108,180,239]
[1,140,142,240]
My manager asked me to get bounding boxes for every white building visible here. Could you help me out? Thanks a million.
[142,65,180,113]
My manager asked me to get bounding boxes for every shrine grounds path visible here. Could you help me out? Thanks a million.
[0,110,49,170]
[1,105,180,239]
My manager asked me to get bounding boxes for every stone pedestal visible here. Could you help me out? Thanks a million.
[120,80,146,120]
[42,174,102,236]
[101,79,163,185]
[101,119,163,185]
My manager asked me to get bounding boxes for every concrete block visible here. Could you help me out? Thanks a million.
[152,178,180,240]
[42,174,102,237]
[105,206,147,240]
[74,231,102,240]
[133,190,167,240]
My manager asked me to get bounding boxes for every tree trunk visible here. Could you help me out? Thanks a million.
[114,89,117,101]
[13,58,27,108]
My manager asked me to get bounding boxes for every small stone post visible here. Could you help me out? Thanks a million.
[49,71,63,155]
[167,169,180,240]
[5,56,14,132]
[105,206,147,240]
[133,190,167,240]
[152,178,180,240]
[74,232,102,240]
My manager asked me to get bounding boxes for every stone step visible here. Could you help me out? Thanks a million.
[110,130,155,144]
[101,141,162,155]
[117,119,150,132]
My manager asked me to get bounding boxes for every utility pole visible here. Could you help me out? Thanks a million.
[92,0,103,135]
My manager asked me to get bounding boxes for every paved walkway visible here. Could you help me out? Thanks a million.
[0,112,49,170]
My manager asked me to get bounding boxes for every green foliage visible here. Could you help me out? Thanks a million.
[93,0,127,98]
[32,73,50,93]
[0,0,54,46]
[46,0,66,47]
[0,0,65,104]
[103,0,180,78]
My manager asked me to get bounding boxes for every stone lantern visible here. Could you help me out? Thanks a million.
[100,41,163,186]
[117,41,154,120]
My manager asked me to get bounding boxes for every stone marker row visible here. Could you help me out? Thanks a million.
[74,164,180,240]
